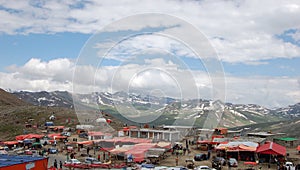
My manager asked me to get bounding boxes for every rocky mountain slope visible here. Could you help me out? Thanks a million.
[12,90,300,128]
[0,89,124,141]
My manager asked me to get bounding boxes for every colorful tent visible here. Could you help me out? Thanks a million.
[256,142,286,155]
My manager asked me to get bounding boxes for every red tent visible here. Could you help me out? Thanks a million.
[297,145,300,151]
[256,142,286,156]
[47,133,62,138]
[125,143,156,162]
[15,134,44,140]
[3,141,19,145]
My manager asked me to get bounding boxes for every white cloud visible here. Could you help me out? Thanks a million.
[1,0,300,107]
[1,0,300,63]
[1,58,300,107]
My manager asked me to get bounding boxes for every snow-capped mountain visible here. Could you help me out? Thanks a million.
[12,90,300,127]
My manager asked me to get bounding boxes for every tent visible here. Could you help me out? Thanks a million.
[216,141,258,151]
[3,141,19,145]
[15,134,44,140]
[110,146,132,154]
[125,143,156,162]
[256,142,286,155]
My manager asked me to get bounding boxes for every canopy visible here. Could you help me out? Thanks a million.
[94,137,152,144]
[125,143,156,162]
[3,141,19,145]
[156,142,171,149]
[216,141,258,151]
[244,162,258,165]
[110,146,132,154]
[48,133,62,138]
[15,134,44,140]
[77,141,93,145]
[256,142,286,155]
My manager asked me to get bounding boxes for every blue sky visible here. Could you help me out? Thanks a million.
[0,0,300,108]
[0,33,90,70]
[1,32,299,77]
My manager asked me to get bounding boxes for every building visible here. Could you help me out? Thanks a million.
[247,132,285,141]
[128,128,180,142]
[273,137,298,147]
[162,125,197,137]
[87,131,113,140]
[0,155,48,170]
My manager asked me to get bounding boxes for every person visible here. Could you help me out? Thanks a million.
[175,156,179,166]
[59,160,63,169]
[183,147,187,155]
[87,147,90,155]
[54,159,58,168]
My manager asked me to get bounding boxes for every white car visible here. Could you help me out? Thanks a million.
[65,159,81,164]
[285,162,295,170]
[195,166,211,170]
[84,157,101,164]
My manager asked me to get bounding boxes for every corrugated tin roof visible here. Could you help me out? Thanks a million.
[0,155,47,167]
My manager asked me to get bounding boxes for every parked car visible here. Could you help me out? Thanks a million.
[228,158,238,167]
[65,159,81,164]
[194,153,207,161]
[79,132,88,139]
[85,157,101,164]
[194,165,211,170]
[48,148,58,154]
[285,162,296,170]
[61,132,71,137]
[212,157,226,166]
[212,157,226,170]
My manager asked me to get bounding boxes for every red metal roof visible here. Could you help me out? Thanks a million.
[256,142,286,155]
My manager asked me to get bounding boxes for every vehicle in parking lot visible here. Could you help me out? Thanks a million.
[285,162,295,170]
[212,157,226,166]
[194,165,211,170]
[228,158,238,167]
[85,157,101,164]
[79,132,88,139]
[194,153,207,161]
[65,159,81,164]
[212,156,226,169]
[61,131,71,137]
[48,148,58,154]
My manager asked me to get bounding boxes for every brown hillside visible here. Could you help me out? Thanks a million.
[0,88,28,106]
[0,89,124,141]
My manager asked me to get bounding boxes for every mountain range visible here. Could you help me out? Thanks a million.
[12,90,300,128]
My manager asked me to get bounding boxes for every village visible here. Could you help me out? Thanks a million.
[0,112,299,170]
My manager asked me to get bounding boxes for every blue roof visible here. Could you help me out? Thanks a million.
[0,155,47,167]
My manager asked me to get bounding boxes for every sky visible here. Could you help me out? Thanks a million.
[0,0,300,108]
